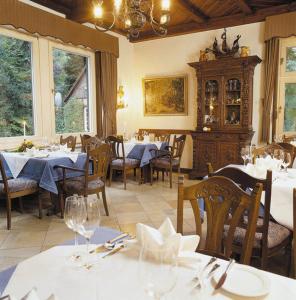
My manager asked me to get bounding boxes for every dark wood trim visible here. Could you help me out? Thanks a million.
[180,168,192,174]
[30,0,71,15]
[177,0,209,22]
[236,0,253,14]
[138,129,192,135]
[132,2,296,42]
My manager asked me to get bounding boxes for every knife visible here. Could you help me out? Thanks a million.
[214,259,235,290]
[102,244,124,258]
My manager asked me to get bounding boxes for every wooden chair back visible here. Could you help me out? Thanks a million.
[60,135,76,151]
[0,159,9,196]
[155,133,170,143]
[82,136,103,153]
[80,134,92,152]
[171,135,186,159]
[277,142,296,165]
[105,136,125,160]
[252,143,284,163]
[86,144,111,184]
[283,134,296,143]
[177,175,262,264]
[207,163,272,256]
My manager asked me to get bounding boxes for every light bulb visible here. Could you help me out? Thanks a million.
[125,18,131,28]
[161,0,170,11]
[94,4,103,19]
[114,0,122,13]
[160,14,168,25]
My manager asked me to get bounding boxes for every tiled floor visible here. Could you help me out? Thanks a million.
[0,173,291,277]
[0,173,198,272]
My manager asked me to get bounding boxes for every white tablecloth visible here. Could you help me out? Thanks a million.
[228,164,295,230]
[4,245,296,300]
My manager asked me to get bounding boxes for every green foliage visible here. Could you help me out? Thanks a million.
[53,48,87,134]
[284,83,296,132]
[286,47,296,72]
[0,34,34,137]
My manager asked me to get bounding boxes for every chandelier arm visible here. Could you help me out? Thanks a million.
[94,12,116,32]
[150,22,167,37]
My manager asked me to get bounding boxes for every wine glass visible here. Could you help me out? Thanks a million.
[139,244,178,300]
[64,195,86,262]
[77,196,101,263]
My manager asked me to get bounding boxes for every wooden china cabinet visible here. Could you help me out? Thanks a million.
[189,56,261,178]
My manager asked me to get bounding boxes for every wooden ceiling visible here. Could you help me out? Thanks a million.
[30,0,296,42]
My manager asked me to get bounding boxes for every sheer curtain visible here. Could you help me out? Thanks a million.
[95,52,118,138]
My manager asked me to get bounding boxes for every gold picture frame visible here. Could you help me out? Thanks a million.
[143,75,188,116]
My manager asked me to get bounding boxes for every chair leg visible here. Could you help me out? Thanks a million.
[59,192,64,219]
[37,191,43,219]
[6,196,12,230]
[101,188,109,216]
[133,169,136,178]
[162,170,165,182]
[293,237,296,279]
[123,169,127,190]
[109,167,113,187]
[150,165,153,186]
[18,197,24,214]
[138,168,141,185]
[169,166,173,188]
[157,171,159,180]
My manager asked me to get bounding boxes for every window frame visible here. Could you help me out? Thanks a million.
[0,26,97,149]
[276,37,296,137]
[48,41,97,139]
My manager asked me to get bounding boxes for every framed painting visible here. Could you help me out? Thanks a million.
[143,75,188,116]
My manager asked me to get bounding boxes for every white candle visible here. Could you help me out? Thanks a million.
[23,121,26,138]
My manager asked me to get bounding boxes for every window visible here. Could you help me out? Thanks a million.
[52,48,90,134]
[0,27,96,149]
[0,34,34,137]
[276,37,296,135]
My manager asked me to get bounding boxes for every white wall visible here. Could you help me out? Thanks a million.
[117,22,265,168]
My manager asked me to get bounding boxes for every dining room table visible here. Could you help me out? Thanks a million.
[0,149,87,195]
[1,226,296,300]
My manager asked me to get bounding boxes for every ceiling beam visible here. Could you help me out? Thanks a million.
[30,0,71,15]
[177,0,209,22]
[236,0,252,14]
[132,2,296,42]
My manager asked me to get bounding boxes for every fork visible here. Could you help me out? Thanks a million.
[194,263,220,289]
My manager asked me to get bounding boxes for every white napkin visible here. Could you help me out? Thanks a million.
[59,144,71,153]
[9,288,56,300]
[127,218,200,265]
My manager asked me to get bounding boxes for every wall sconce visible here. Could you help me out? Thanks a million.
[117,85,128,109]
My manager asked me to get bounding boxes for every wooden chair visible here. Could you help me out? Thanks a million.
[150,135,186,188]
[154,133,170,143]
[177,175,263,265]
[60,135,76,152]
[277,142,296,166]
[0,160,41,230]
[252,143,284,163]
[55,144,111,217]
[207,163,292,270]
[105,135,140,190]
[293,188,296,279]
[81,135,102,153]
[283,134,296,143]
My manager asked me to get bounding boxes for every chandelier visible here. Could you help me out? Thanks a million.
[93,0,171,40]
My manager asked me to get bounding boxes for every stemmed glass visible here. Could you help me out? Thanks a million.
[64,195,86,262]
[139,244,178,300]
[77,196,101,264]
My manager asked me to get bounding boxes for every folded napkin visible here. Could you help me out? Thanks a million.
[127,218,200,265]
[9,288,56,300]
[59,144,71,153]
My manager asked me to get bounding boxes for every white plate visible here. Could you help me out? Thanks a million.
[213,264,270,297]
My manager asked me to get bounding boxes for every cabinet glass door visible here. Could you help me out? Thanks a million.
[204,80,219,126]
[224,78,241,126]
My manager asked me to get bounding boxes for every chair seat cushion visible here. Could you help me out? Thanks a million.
[151,157,180,169]
[0,177,38,194]
[224,219,291,249]
[111,158,139,168]
[65,176,105,193]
